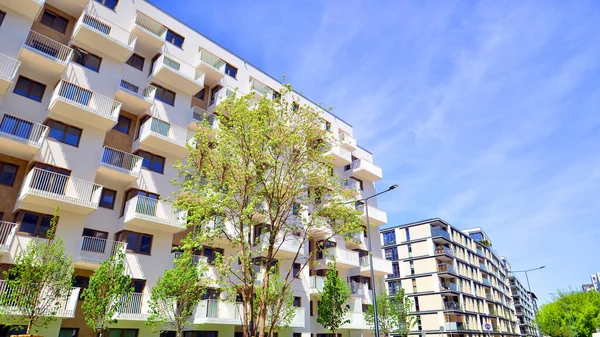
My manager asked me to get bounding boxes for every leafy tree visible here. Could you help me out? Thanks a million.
[317,264,350,336]
[81,249,132,337]
[364,287,416,337]
[147,251,205,337]
[0,207,74,334]
[538,290,600,337]
[258,268,295,335]
[173,84,362,337]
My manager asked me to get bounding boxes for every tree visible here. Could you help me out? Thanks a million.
[0,207,74,335]
[317,264,350,336]
[173,84,363,337]
[364,287,416,337]
[259,268,295,334]
[538,290,600,337]
[147,251,205,337]
[81,249,132,337]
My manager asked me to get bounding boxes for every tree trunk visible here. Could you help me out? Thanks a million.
[26,320,32,335]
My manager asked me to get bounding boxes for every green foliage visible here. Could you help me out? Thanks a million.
[317,264,350,335]
[81,248,132,337]
[0,207,74,334]
[538,290,600,337]
[147,251,204,337]
[256,267,295,333]
[364,287,416,337]
[480,240,492,247]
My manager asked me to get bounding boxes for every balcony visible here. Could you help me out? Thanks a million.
[0,113,48,161]
[0,53,20,95]
[486,293,494,302]
[476,248,485,257]
[482,278,492,287]
[72,11,136,62]
[288,307,305,327]
[341,178,361,195]
[74,236,127,270]
[258,233,305,257]
[358,255,393,275]
[440,282,459,292]
[121,196,185,233]
[189,106,218,132]
[342,311,369,330]
[349,281,368,299]
[97,147,143,185]
[197,49,225,86]
[435,246,455,259]
[326,143,352,166]
[115,79,156,114]
[171,252,208,267]
[347,159,382,181]
[133,116,194,158]
[18,168,102,215]
[250,79,273,100]
[445,322,466,331]
[0,222,17,254]
[316,247,359,269]
[356,203,387,226]
[307,275,324,294]
[48,80,121,131]
[443,301,462,311]
[0,280,80,318]
[0,0,44,20]
[480,262,488,272]
[116,293,148,321]
[431,227,451,241]
[339,131,357,151]
[193,300,242,325]
[150,55,205,95]
[207,86,236,114]
[132,12,167,52]
[19,31,73,75]
[437,263,457,275]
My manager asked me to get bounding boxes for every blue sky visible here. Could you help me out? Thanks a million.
[150,0,600,302]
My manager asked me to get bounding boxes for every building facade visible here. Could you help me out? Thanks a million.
[380,219,519,337]
[0,0,390,336]
[506,272,537,337]
[590,272,600,291]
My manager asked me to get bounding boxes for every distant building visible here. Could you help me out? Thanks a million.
[506,270,538,337]
[582,284,595,292]
[591,272,600,291]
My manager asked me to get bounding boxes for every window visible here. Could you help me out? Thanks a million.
[292,102,299,112]
[194,88,206,100]
[13,76,46,102]
[94,0,119,10]
[0,10,5,27]
[116,231,153,255]
[293,263,301,278]
[209,86,221,105]
[292,202,300,216]
[160,332,176,337]
[166,29,184,47]
[354,178,364,191]
[293,334,301,337]
[0,326,26,336]
[310,300,313,316]
[72,47,102,72]
[108,329,138,337]
[412,278,418,292]
[384,247,398,261]
[41,10,68,34]
[113,115,131,134]
[390,262,400,278]
[410,261,415,275]
[99,188,116,209]
[382,231,396,245]
[201,246,224,265]
[46,120,82,147]
[0,162,17,186]
[224,63,237,78]
[152,83,176,106]
[408,244,413,257]
[134,150,165,174]
[131,279,146,293]
[183,332,218,337]
[293,296,301,307]
[405,228,411,241]
[17,211,53,238]
[201,288,220,300]
[126,53,145,71]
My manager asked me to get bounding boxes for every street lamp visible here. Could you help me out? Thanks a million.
[550,292,575,337]
[511,266,545,337]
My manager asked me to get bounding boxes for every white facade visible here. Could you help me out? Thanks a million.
[0,1,389,336]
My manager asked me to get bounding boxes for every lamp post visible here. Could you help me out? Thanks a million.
[511,266,545,337]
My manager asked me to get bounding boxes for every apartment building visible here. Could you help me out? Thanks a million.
[506,271,537,337]
[0,0,391,336]
[590,272,600,291]
[380,219,519,337]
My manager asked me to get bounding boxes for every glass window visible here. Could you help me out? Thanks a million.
[166,29,184,47]
[18,211,53,238]
[382,231,396,245]
[72,47,102,72]
[384,247,398,261]
[225,63,237,78]
[126,53,145,71]
[194,88,205,100]
[41,10,68,34]
[108,329,138,337]
[0,11,6,26]
[405,228,411,241]
[113,115,131,134]
[58,328,78,337]
[153,84,176,106]
[13,76,46,102]
[0,162,17,186]
[135,150,165,174]
[99,188,116,209]
[94,0,119,10]
[160,332,176,337]
[139,234,152,254]
[118,230,153,255]
[293,296,301,307]
[293,263,301,278]
[46,120,82,147]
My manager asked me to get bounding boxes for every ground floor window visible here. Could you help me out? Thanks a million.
[59,328,78,337]
[0,325,25,337]
[184,331,218,337]
[109,329,138,337]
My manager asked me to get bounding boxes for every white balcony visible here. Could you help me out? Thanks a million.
[326,143,352,166]
[72,11,136,62]
[49,80,121,131]
[0,0,44,20]
[207,86,236,115]
[356,204,387,226]
[250,78,273,100]
[151,55,205,95]
[115,79,156,114]
[0,112,48,161]
[193,300,242,325]
[316,247,359,269]
[307,276,324,295]
[347,159,383,181]
[0,222,17,254]
[170,252,208,269]
[288,307,305,327]
[358,255,393,276]
[342,311,369,330]
[97,146,143,185]
[116,292,148,321]
[0,53,20,95]
[341,178,361,196]
[121,196,185,233]
[339,131,357,151]
[74,236,127,270]
[20,31,73,75]
[197,49,225,86]
[258,233,305,258]
[133,116,194,158]
[189,106,218,132]
[0,280,80,318]
[132,12,167,52]
[18,168,102,215]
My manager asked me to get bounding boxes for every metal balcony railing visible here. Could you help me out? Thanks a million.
[78,236,127,264]
[119,79,156,102]
[54,80,121,122]
[79,11,137,50]
[431,227,451,240]
[138,116,194,148]
[123,195,184,228]
[100,146,143,177]
[0,54,20,82]
[482,278,492,287]
[0,280,79,318]
[480,262,488,271]
[0,222,17,252]
[443,301,462,310]
[440,282,459,292]
[23,30,73,65]
[134,12,167,40]
[0,112,48,148]
[21,168,103,208]
[116,292,144,316]
[435,246,455,257]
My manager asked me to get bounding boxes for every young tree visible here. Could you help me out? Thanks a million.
[81,249,132,337]
[259,268,295,334]
[317,264,351,336]
[173,85,363,337]
[0,207,74,335]
[147,251,205,337]
[538,289,600,337]
[364,287,416,337]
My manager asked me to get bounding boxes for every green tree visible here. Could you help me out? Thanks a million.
[364,287,416,337]
[258,268,295,335]
[81,249,132,337]
[0,207,74,334]
[173,85,362,337]
[317,264,350,336]
[538,290,600,337]
[147,251,205,337]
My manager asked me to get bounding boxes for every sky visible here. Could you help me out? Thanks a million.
[149,0,600,303]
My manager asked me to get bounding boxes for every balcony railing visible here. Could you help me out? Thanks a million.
[431,227,451,240]
[480,263,488,272]
[0,280,80,318]
[191,107,217,128]
[21,168,103,208]
[119,79,156,102]
[482,278,492,287]
[0,53,20,82]
[0,222,17,253]
[307,275,325,293]
[156,55,205,84]
[339,131,356,148]
[445,322,466,331]
[486,293,493,301]
[195,300,242,323]
[116,292,146,319]
[79,11,137,50]
[198,49,225,72]
[123,195,184,229]
[477,248,485,257]
[437,263,456,274]
[23,30,73,65]
[435,246,454,257]
[0,113,48,148]
[100,146,143,177]
[341,178,360,192]
[443,301,462,311]
[54,80,121,122]
[134,12,167,40]
[171,252,207,267]
[250,79,273,98]
[349,281,365,297]
[319,247,359,266]
[138,116,194,148]
[440,282,459,292]
[78,236,127,264]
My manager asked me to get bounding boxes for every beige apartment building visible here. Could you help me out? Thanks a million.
[0,0,391,336]
[380,219,519,337]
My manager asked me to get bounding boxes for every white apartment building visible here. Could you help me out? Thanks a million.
[0,0,390,336]
[505,271,537,337]
[590,272,600,291]
[380,219,519,337]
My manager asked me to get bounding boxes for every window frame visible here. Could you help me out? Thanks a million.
[58,328,79,337]
[15,210,54,238]
[0,161,18,187]
[292,263,301,279]
[71,46,102,72]
[293,296,301,307]
[224,63,237,79]
[45,119,83,147]
[115,230,153,255]
[126,53,145,71]
[108,329,139,337]
[165,29,184,48]
[151,83,176,106]
[99,188,117,209]
[194,88,206,101]
[40,10,68,34]
[13,76,46,102]
[113,115,131,134]
[133,149,165,174]
[0,10,6,27]
[94,0,119,10]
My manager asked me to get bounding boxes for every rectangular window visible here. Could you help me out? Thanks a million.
[201,246,224,265]
[412,279,418,293]
[201,288,220,300]
[225,63,237,79]
[354,177,364,191]
[166,29,184,48]
[13,76,46,102]
[59,328,78,337]
[160,332,176,337]
[152,83,176,106]
[99,188,116,209]
[17,211,53,238]
[384,247,398,260]
[0,162,18,186]
[293,296,301,307]
[108,329,138,337]
[134,150,165,174]
[405,228,411,241]
[194,88,205,100]
[410,261,415,275]
[41,10,68,34]
[0,10,6,27]
[116,231,153,255]
[310,300,313,316]
[113,115,131,134]
[94,0,119,10]
[46,120,82,147]
[184,332,218,337]
[293,263,301,278]
[73,276,89,299]
[382,231,396,245]
[72,47,102,72]
[126,53,145,71]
